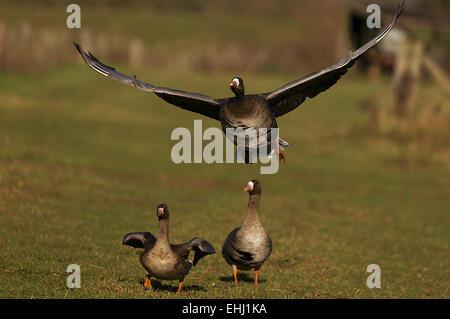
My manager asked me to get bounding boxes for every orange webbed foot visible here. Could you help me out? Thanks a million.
[144,275,152,289]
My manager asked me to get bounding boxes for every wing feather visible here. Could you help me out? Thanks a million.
[266,1,405,117]
[74,43,221,120]
[122,232,156,250]
[172,238,216,267]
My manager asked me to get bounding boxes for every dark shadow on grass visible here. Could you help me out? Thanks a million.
[219,272,266,284]
[138,278,207,293]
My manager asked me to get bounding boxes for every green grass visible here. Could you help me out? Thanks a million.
[0,64,448,299]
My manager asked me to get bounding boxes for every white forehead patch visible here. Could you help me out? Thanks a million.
[247,181,254,190]
[232,78,240,86]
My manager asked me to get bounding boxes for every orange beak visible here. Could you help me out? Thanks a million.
[244,186,251,192]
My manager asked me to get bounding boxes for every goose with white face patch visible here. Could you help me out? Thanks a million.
[73,1,404,164]
[122,203,216,294]
[222,180,272,286]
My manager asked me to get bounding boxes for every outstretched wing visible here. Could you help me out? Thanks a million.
[266,1,405,117]
[122,232,157,250]
[173,237,216,267]
[74,43,221,120]
[189,238,216,266]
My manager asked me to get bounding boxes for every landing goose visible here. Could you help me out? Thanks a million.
[122,203,215,294]
[74,1,404,163]
[222,180,272,286]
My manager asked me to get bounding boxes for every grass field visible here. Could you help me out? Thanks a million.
[0,62,448,298]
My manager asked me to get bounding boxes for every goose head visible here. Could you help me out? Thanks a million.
[230,77,245,98]
[244,179,261,195]
[156,203,170,220]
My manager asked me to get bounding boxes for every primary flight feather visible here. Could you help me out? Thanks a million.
[74,1,404,163]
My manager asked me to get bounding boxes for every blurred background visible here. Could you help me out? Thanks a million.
[0,1,448,298]
[1,1,449,74]
[1,0,449,136]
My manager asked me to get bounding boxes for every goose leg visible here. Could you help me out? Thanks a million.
[278,148,286,163]
[144,275,152,289]
[232,265,238,287]
[254,269,259,287]
[176,281,184,295]
[275,138,286,163]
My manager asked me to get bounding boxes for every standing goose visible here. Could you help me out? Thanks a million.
[222,180,272,286]
[122,203,215,294]
[74,1,404,163]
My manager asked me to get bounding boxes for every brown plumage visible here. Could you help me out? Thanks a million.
[222,180,272,286]
[122,203,215,294]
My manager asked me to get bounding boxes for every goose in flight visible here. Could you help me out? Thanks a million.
[74,1,404,163]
